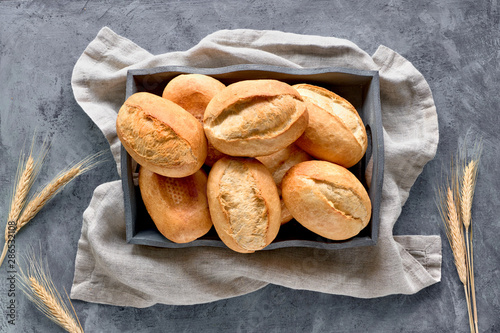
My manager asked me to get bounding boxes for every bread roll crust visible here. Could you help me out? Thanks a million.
[207,157,281,253]
[138,167,212,243]
[116,92,207,177]
[203,80,308,157]
[293,84,367,168]
[282,160,371,240]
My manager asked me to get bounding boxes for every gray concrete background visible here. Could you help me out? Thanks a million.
[0,1,499,332]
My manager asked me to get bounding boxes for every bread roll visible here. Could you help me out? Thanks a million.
[162,74,226,121]
[203,79,308,157]
[256,144,312,225]
[282,160,371,240]
[116,92,207,177]
[162,74,227,166]
[207,157,281,253]
[292,84,367,168]
[138,166,212,243]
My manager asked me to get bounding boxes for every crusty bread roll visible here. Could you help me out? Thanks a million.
[162,74,227,166]
[207,157,281,253]
[116,92,207,177]
[138,166,212,243]
[282,160,371,240]
[292,84,367,168]
[162,74,226,122]
[256,144,311,225]
[203,79,308,157]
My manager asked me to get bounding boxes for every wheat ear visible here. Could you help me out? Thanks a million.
[436,179,474,332]
[0,156,35,266]
[16,168,80,232]
[444,187,467,285]
[15,151,105,234]
[7,155,35,223]
[460,140,482,333]
[7,138,49,223]
[0,139,48,267]
[18,250,84,333]
[460,161,475,333]
[461,161,476,229]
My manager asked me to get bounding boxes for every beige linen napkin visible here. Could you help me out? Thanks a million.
[70,27,441,307]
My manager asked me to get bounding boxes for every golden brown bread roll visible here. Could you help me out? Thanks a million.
[162,74,226,122]
[203,79,308,157]
[138,166,212,243]
[207,157,281,253]
[116,92,207,177]
[281,160,371,240]
[162,74,227,166]
[256,144,312,225]
[292,84,367,168]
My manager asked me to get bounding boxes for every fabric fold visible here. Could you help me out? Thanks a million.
[71,27,441,307]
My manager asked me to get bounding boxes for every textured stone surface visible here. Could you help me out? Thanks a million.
[0,0,499,332]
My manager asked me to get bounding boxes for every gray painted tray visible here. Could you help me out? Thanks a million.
[121,64,384,250]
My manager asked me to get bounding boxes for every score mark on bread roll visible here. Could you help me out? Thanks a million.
[293,84,367,168]
[138,167,212,244]
[116,92,207,178]
[282,160,371,241]
[162,74,227,166]
[203,79,308,157]
[207,157,281,253]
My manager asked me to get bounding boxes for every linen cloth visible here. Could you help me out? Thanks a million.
[70,27,441,307]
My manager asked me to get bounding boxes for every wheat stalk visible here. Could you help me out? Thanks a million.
[469,225,478,333]
[18,249,84,333]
